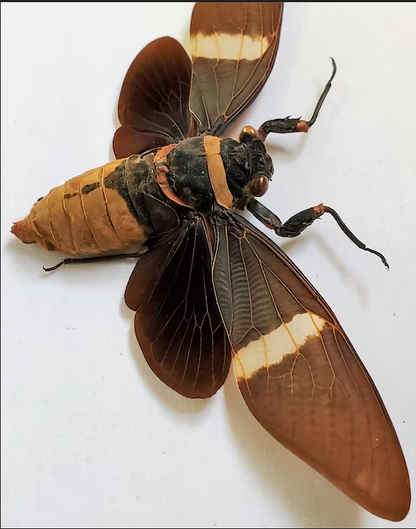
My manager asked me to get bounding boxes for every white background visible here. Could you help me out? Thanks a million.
[2,3,416,528]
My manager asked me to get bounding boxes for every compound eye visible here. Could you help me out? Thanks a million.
[249,175,269,197]
[239,125,258,142]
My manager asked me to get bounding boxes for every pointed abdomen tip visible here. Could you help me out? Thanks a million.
[11,218,36,244]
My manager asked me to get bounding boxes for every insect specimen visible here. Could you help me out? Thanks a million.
[11,3,410,521]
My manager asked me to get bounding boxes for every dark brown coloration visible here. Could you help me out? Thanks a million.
[190,3,283,135]
[63,192,78,200]
[249,175,269,197]
[11,2,410,521]
[153,144,191,207]
[125,216,231,398]
[212,213,410,521]
[81,181,101,195]
[114,37,196,159]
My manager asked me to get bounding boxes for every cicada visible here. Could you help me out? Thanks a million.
[11,3,410,521]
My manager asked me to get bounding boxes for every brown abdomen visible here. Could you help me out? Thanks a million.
[11,157,149,255]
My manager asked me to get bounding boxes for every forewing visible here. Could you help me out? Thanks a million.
[114,37,196,159]
[190,2,283,135]
[212,213,410,521]
[125,216,231,398]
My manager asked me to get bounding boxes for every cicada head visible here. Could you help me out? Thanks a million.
[220,126,274,208]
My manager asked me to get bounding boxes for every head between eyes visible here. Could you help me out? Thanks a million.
[219,125,273,208]
[239,125,273,197]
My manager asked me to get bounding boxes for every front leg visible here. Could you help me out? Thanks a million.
[258,58,337,140]
[247,199,389,269]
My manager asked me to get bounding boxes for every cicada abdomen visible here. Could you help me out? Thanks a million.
[11,155,155,255]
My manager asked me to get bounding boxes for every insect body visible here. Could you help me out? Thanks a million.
[12,134,271,255]
[11,2,410,522]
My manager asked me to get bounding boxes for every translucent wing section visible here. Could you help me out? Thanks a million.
[190,2,283,135]
[125,215,231,398]
[212,213,410,521]
[114,37,196,159]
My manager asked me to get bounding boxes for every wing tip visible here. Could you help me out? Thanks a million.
[376,482,411,522]
[368,498,411,522]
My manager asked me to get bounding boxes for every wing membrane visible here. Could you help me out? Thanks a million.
[126,215,231,398]
[114,37,196,159]
[212,213,410,521]
[190,2,283,135]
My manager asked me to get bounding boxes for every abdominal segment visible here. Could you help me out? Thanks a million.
[11,156,151,255]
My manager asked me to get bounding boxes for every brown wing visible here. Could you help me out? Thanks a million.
[190,2,283,135]
[125,212,231,398]
[212,213,410,521]
[113,37,196,159]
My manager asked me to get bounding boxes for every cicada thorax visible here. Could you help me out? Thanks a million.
[12,154,156,255]
[162,135,273,212]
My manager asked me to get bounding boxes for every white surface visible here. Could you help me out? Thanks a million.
[2,3,416,528]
